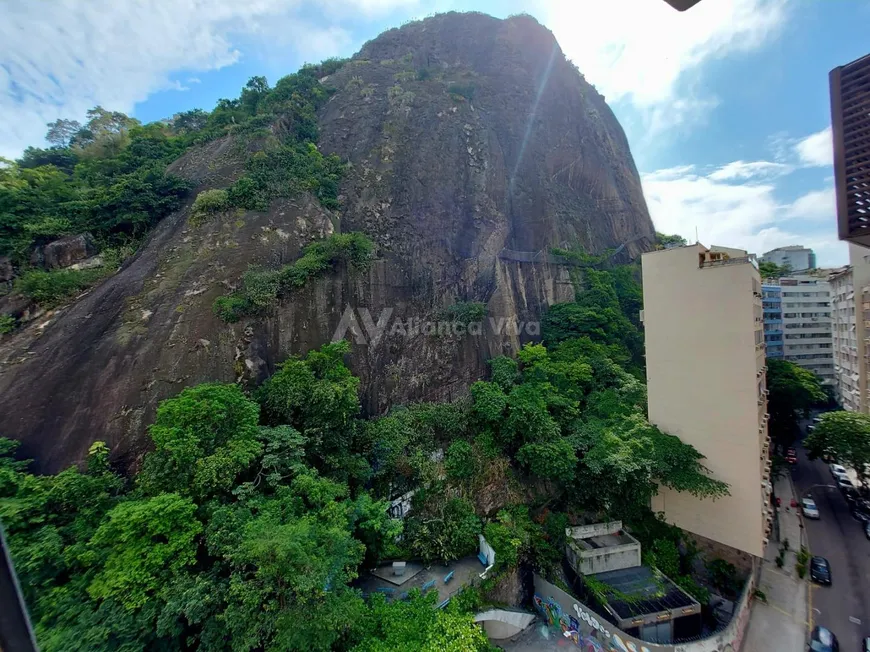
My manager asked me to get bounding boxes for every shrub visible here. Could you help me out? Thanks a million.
[448,83,475,101]
[212,295,250,323]
[796,562,807,579]
[441,301,487,327]
[445,440,475,480]
[14,267,107,306]
[0,314,15,334]
[707,558,740,594]
[213,233,375,322]
[191,188,229,221]
[417,68,431,81]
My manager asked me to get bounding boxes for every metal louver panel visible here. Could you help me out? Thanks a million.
[831,53,870,247]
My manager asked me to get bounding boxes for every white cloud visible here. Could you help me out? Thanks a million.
[709,160,793,181]
[785,187,834,222]
[794,126,833,167]
[641,166,846,266]
[0,0,420,158]
[537,0,786,131]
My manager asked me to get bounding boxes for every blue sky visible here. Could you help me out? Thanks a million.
[4,0,869,266]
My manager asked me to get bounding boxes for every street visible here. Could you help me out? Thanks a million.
[791,436,870,650]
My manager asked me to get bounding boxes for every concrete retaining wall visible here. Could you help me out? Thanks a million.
[532,564,757,652]
[473,609,536,639]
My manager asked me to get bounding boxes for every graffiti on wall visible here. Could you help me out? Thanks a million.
[533,594,654,652]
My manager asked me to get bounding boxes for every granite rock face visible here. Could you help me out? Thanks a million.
[0,12,653,472]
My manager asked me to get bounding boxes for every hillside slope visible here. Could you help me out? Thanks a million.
[0,12,654,472]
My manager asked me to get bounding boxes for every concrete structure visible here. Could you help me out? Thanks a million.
[830,53,870,248]
[779,275,835,383]
[565,521,641,575]
[641,243,771,558]
[830,244,870,412]
[473,609,536,639]
[761,245,816,272]
[517,573,756,652]
[762,283,783,358]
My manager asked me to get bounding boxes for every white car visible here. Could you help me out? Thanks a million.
[830,463,848,479]
[801,497,820,519]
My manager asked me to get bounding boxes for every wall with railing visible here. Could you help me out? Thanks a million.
[531,561,758,652]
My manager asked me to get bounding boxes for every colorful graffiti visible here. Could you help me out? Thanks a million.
[533,594,607,652]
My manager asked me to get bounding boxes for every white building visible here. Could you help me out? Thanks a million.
[780,276,834,383]
[831,245,870,412]
[761,246,816,272]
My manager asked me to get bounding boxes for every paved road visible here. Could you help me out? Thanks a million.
[791,438,870,649]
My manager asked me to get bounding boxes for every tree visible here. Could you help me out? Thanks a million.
[805,411,870,486]
[759,260,792,279]
[352,591,493,652]
[655,232,687,249]
[45,119,82,147]
[766,359,826,445]
[138,383,263,499]
[257,340,360,465]
[86,493,202,609]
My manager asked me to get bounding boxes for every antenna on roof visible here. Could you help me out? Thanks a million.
[695,226,699,244]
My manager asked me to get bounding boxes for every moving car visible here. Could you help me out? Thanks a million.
[863,637,870,652]
[810,557,832,585]
[865,522,870,540]
[801,497,820,519]
[809,626,839,652]
[786,448,798,464]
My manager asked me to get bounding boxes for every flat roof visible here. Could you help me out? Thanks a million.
[590,566,698,620]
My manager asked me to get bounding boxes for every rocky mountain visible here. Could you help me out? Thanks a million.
[0,11,654,472]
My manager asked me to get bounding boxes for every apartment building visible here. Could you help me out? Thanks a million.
[642,244,771,558]
[830,53,870,248]
[830,245,870,412]
[761,246,816,272]
[762,283,784,358]
[779,276,835,384]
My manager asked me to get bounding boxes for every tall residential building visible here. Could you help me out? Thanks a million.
[762,284,784,358]
[831,245,870,412]
[830,53,870,248]
[761,246,816,272]
[642,243,771,558]
[780,276,835,384]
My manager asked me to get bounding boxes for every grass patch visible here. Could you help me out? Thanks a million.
[0,314,15,334]
[15,267,109,307]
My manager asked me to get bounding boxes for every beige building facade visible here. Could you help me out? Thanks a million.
[831,244,870,412]
[642,244,771,558]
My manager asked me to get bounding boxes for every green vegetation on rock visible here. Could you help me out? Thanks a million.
[213,232,374,322]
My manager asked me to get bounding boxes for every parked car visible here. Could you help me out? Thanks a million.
[787,448,798,464]
[830,463,848,479]
[865,522,870,540]
[810,557,832,585]
[837,477,855,492]
[809,625,838,652]
[802,497,820,519]
[851,506,870,524]
[864,637,870,652]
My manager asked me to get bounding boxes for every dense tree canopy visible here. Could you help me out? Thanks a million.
[758,261,792,279]
[805,411,870,486]
[1,249,730,648]
[766,358,827,445]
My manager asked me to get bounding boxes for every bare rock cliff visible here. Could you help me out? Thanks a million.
[0,12,654,472]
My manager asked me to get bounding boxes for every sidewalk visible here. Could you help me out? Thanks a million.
[743,473,808,652]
